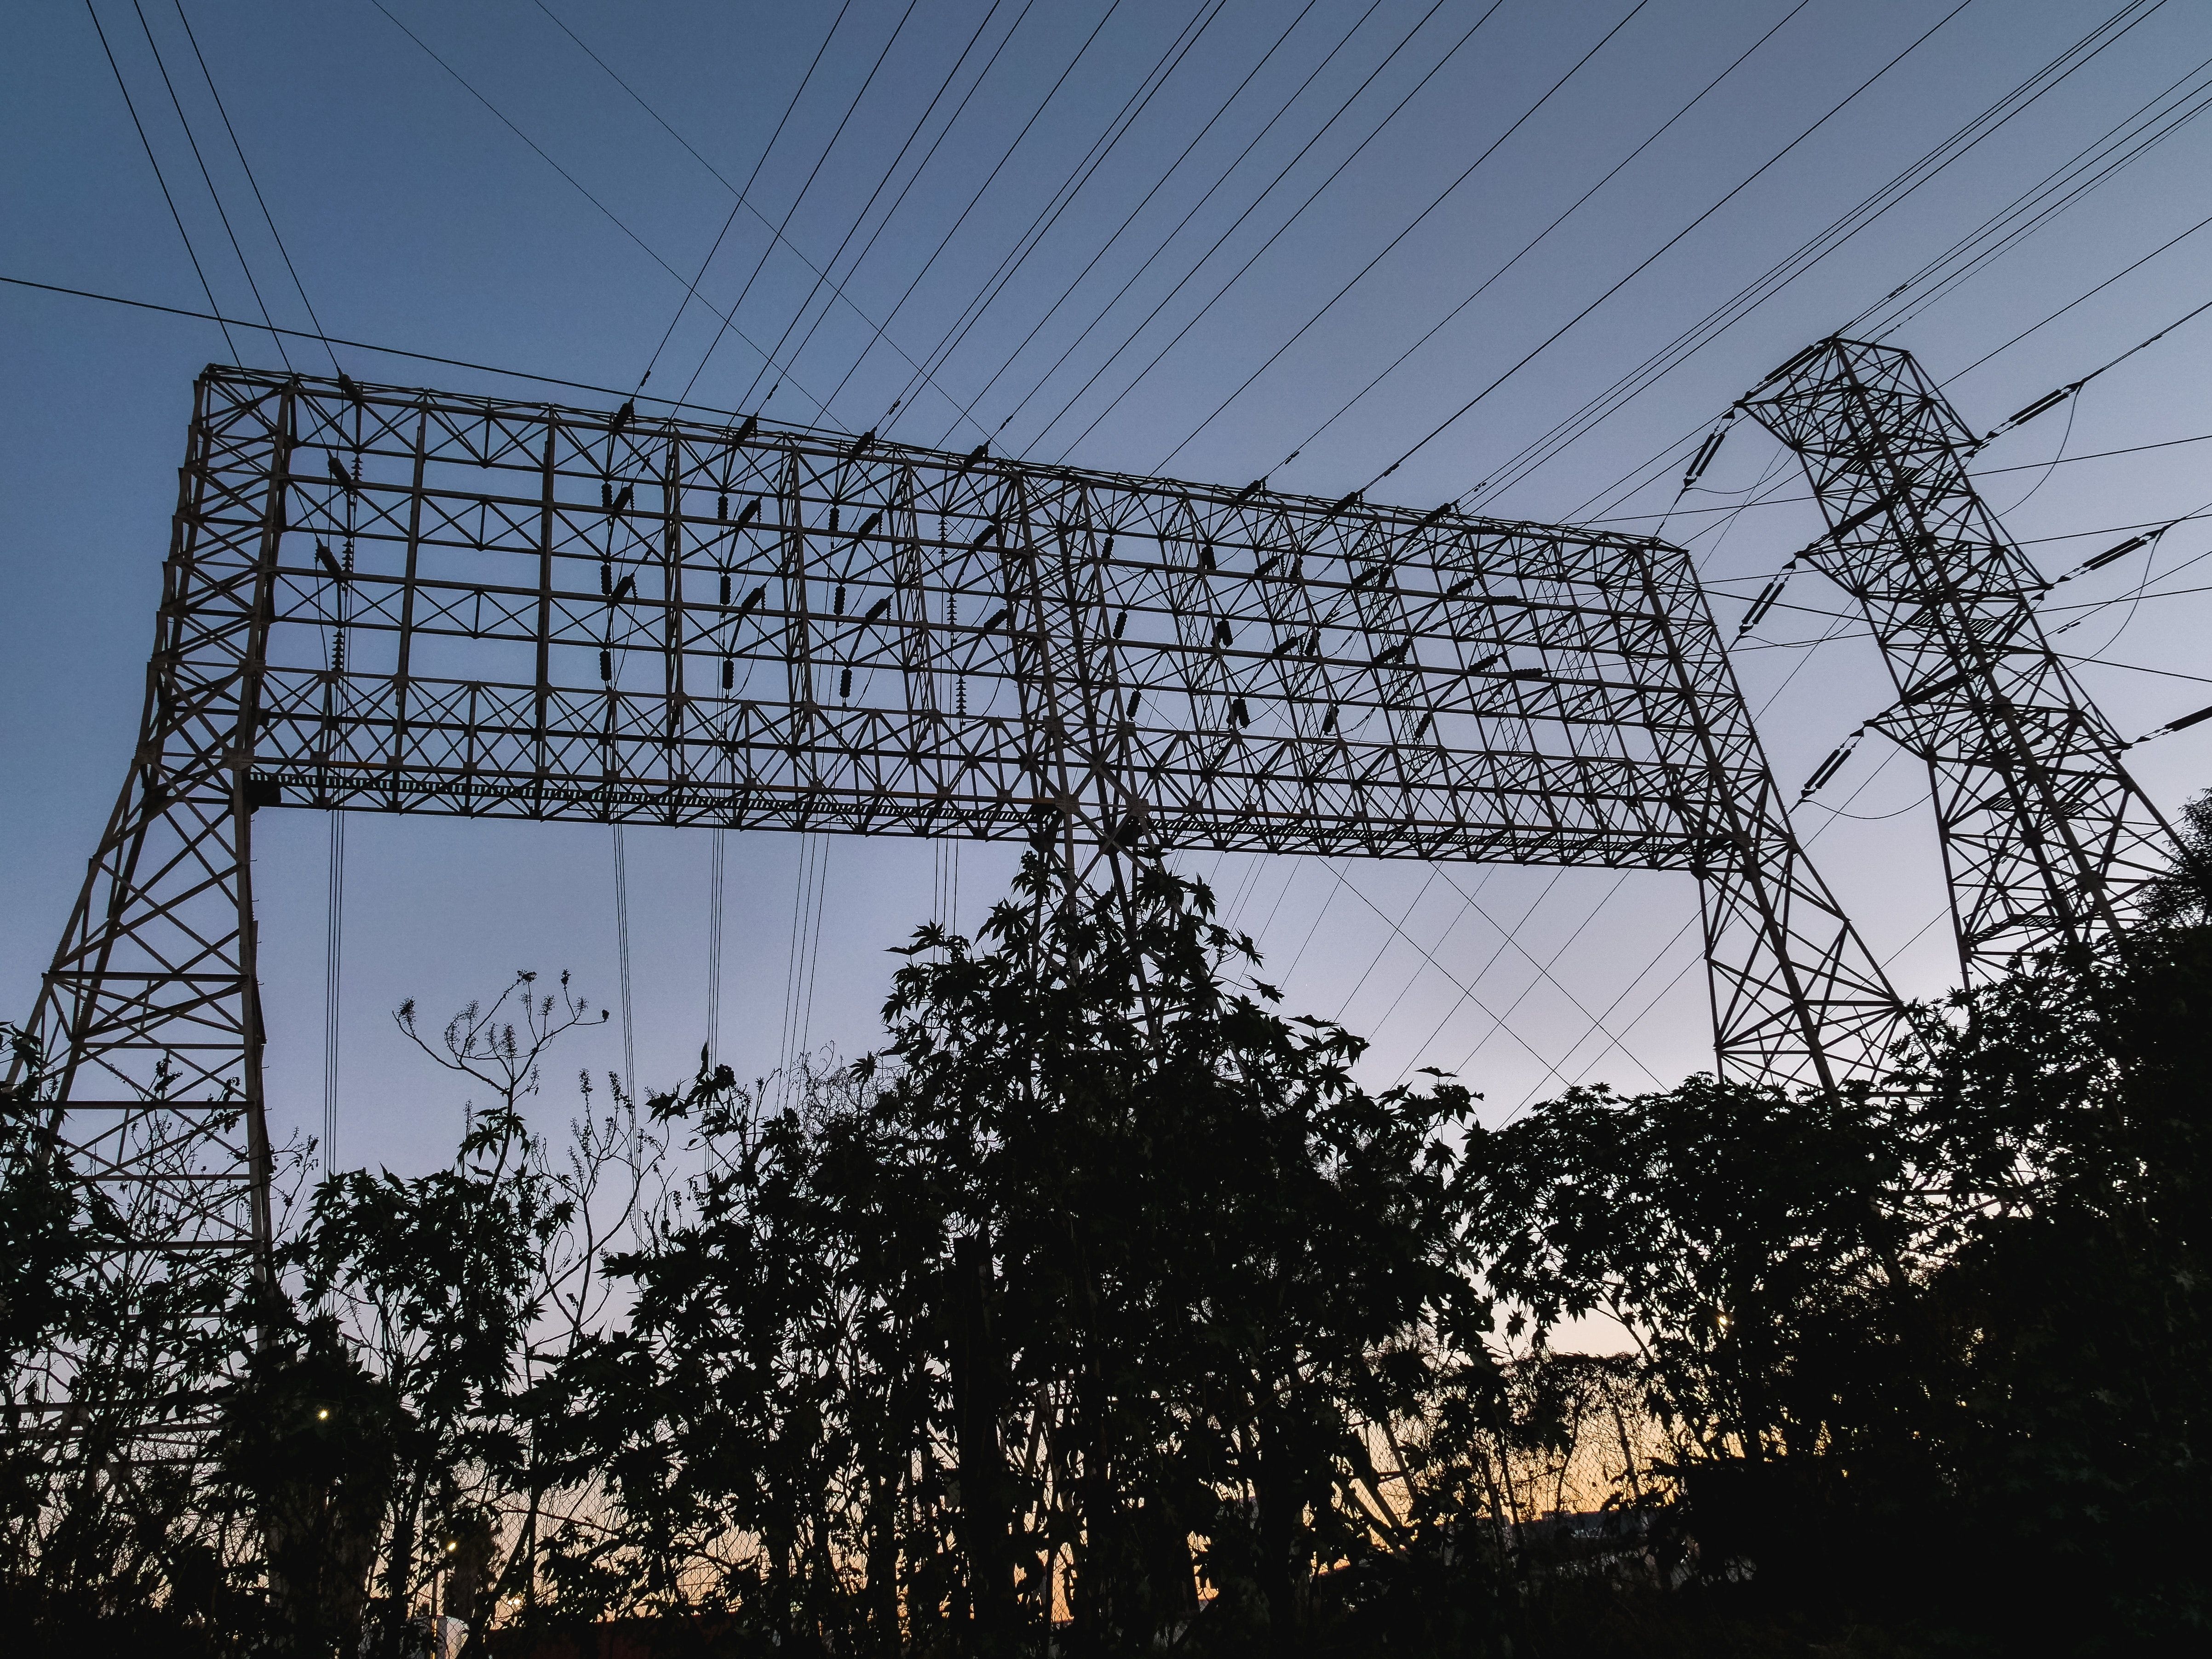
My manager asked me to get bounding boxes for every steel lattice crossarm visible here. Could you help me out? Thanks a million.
[20,365,1900,1292]
[1742,337,2180,982]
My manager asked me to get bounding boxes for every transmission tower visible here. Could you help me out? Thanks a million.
[1742,337,2179,985]
[12,365,1898,1429]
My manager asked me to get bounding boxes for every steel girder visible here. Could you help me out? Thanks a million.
[1742,337,2178,984]
[17,366,1899,1313]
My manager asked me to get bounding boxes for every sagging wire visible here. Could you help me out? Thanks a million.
[1988,392,2077,516]
[1476,2,2165,521]
[1958,291,2212,453]
[316,379,366,1175]
[612,827,636,1107]
[127,0,290,368]
[82,0,237,359]
[707,827,725,1064]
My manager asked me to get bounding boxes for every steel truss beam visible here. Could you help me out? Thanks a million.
[18,366,1897,1326]
[1743,337,2178,983]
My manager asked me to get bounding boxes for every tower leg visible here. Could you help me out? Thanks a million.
[1628,538,1902,1088]
[8,376,287,1444]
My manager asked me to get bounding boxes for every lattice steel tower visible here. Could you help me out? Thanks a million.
[1742,337,2179,985]
[15,366,1899,1361]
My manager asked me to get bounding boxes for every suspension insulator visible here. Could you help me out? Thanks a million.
[1681,423,1729,492]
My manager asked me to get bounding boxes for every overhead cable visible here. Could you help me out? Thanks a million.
[1856,36,2212,340]
[365,0,837,416]
[945,0,1396,450]
[1953,278,2212,409]
[913,0,1328,446]
[539,0,1005,434]
[1257,0,1815,480]
[775,0,1054,419]
[170,0,340,373]
[733,0,1023,418]
[1362,1,1979,493]
[1151,0,1659,470]
[127,0,291,368]
[731,0,926,411]
[613,827,635,1102]
[1462,0,2164,513]
[82,0,238,359]
[617,0,855,392]
[848,0,1232,440]
[1038,0,1509,461]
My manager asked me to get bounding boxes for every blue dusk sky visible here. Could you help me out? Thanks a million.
[6,0,2212,1177]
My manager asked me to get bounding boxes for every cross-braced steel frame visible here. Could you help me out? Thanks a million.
[1743,338,2178,984]
[18,365,1898,1309]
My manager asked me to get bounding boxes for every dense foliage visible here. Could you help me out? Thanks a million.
[3,826,2209,1653]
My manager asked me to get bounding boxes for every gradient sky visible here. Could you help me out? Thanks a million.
[7,0,2212,1179]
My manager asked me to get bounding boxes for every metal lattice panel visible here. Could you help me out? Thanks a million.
[1743,337,2179,982]
[21,367,1900,1297]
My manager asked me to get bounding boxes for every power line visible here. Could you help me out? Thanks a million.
[1365,0,1979,493]
[365,0,838,417]
[774,0,1134,428]
[1150,0,1658,471]
[1037,0,1502,462]
[1250,0,1816,483]
[851,0,1231,444]
[607,0,855,391]
[913,0,1327,448]
[613,827,635,1102]
[1329,867,1441,1023]
[1466,0,2165,518]
[1592,429,2212,523]
[81,0,237,359]
[707,827,726,1062]
[536,0,1012,442]
[812,0,1055,427]
[854,0,1164,431]
[127,0,290,368]
[170,0,340,373]
[1948,250,2212,390]
[1330,865,1579,1097]
[1485,598,1889,1111]
[0,272,814,414]
[945,0,1396,452]
[1855,34,2212,340]
[731,0,925,412]
[324,809,345,1174]
[2059,652,2212,686]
